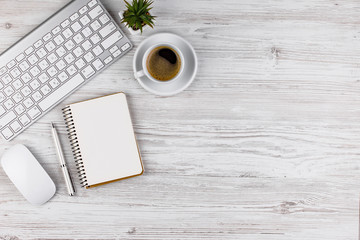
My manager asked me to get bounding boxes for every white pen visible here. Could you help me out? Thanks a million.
[51,122,75,196]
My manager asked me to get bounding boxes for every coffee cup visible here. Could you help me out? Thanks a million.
[134,43,185,82]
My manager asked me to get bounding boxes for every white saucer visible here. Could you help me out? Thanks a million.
[133,33,198,96]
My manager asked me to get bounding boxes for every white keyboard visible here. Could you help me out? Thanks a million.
[0,0,132,141]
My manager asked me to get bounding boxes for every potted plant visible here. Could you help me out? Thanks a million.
[119,0,156,35]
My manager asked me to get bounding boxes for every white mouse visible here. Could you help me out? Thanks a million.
[1,144,56,205]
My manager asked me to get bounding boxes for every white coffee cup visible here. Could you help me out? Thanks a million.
[134,43,185,83]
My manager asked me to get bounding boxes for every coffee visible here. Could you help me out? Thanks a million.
[146,46,181,81]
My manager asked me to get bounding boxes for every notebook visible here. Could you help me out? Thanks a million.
[62,92,143,188]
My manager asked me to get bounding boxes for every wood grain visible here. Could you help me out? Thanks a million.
[1,0,360,239]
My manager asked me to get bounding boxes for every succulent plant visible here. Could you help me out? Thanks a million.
[121,0,156,33]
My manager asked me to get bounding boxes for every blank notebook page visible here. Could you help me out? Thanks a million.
[69,93,143,187]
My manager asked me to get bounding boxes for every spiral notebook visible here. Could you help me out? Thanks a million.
[62,92,143,188]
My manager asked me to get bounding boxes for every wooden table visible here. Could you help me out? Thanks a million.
[1,0,359,239]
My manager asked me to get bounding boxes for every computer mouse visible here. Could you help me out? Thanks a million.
[1,144,56,205]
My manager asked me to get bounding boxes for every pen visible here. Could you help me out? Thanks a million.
[51,122,75,196]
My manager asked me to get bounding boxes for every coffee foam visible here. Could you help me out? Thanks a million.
[146,46,181,81]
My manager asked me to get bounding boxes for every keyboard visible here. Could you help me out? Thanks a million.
[0,0,132,141]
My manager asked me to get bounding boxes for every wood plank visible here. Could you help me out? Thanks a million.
[0,0,360,239]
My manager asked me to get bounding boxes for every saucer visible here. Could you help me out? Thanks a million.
[133,33,198,96]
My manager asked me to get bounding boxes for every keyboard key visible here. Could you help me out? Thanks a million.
[54,35,65,45]
[28,55,39,67]
[38,73,49,83]
[21,86,32,96]
[4,86,14,96]
[2,127,13,140]
[109,45,118,54]
[70,13,79,21]
[10,121,21,132]
[52,26,61,35]
[92,45,103,56]
[65,53,76,64]
[121,42,131,51]
[45,41,56,52]
[16,53,25,62]
[0,82,3,89]
[61,19,70,28]
[74,33,84,44]
[28,54,39,65]
[63,28,73,39]
[34,40,43,48]
[0,67,7,76]
[0,106,5,116]
[32,91,43,101]
[43,33,52,42]
[80,15,91,26]
[104,56,113,64]
[15,104,25,115]
[73,46,84,57]
[39,59,50,70]
[47,53,58,63]
[81,65,95,78]
[82,40,92,51]
[88,0,97,8]
[89,5,103,19]
[56,46,67,57]
[19,61,30,71]
[49,78,60,88]
[99,14,110,24]
[92,59,104,70]
[99,22,116,38]
[47,66,58,77]
[82,26,92,37]
[71,22,82,32]
[2,74,12,84]
[101,31,122,49]
[25,46,34,55]
[29,66,41,77]
[112,49,121,58]
[36,48,47,58]
[65,39,76,50]
[19,115,30,126]
[7,60,16,69]
[0,93,5,102]
[90,33,101,44]
[0,111,16,129]
[39,73,84,111]
[66,65,77,76]
[30,79,41,90]
[4,99,14,109]
[10,67,21,78]
[79,6,88,15]
[23,98,34,108]
[12,92,23,103]
[40,84,51,95]
[75,59,86,69]
[90,20,101,31]
[58,72,69,82]
[21,73,31,83]
[84,52,94,62]
[28,106,41,119]
[81,27,93,38]
[12,79,23,90]
[56,59,67,70]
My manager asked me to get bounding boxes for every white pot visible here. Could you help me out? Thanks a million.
[118,11,152,35]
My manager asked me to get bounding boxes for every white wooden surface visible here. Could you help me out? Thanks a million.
[0,0,360,239]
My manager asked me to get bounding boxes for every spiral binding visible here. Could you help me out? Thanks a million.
[62,106,88,188]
